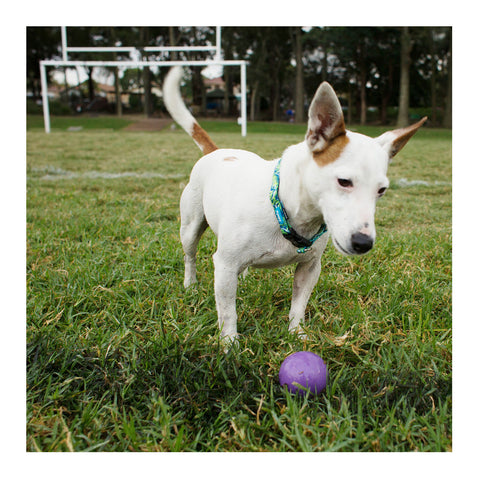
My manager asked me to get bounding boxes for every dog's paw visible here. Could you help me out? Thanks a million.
[288,324,309,340]
[220,332,239,353]
[183,277,197,289]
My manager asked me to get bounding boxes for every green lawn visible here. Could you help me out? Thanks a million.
[26,118,452,452]
[27,114,134,131]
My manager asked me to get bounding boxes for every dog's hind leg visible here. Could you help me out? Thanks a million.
[213,251,240,345]
[288,258,323,337]
[180,183,208,288]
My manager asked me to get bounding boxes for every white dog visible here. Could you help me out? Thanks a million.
[163,66,426,344]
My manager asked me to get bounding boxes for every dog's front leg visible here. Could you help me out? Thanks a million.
[288,258,323,337]
[213,252,240,345]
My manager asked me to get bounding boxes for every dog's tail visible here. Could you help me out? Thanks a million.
[163,66,218,155]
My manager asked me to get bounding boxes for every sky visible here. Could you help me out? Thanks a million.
[53,65,130,87]
[53,67,112,86]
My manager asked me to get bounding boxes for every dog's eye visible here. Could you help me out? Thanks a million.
[337,178,353,188]
[378,187,387,196]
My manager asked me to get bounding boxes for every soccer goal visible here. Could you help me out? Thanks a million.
[40,27,248,135]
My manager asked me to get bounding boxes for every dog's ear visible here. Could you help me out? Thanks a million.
[306,82,346,152]
[375,117,427,160]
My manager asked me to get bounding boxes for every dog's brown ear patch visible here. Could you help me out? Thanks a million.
[376,117,427,159]
[313,134,350,167]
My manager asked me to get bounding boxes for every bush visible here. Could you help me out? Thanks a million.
[49,100,74,115]
[27,98,74,116]
[26,99,43,115]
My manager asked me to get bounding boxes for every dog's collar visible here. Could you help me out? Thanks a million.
[270,158,327,253]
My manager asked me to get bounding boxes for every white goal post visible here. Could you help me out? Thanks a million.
[40,27,248,136]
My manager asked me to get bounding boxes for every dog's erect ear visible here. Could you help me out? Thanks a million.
[375,117,427,160]
[306,82,346,152]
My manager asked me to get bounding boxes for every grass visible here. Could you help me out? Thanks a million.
[27,114,133,131]
[26,117,451,452]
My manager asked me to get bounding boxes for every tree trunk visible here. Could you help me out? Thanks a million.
[272,77,280,121]
[223,41,232,116]
[443,31,452,129]
[223,69,230,116]
[114,67,122,116]
[201,77,207,115]
[321,46,328,82]
[357,42,367,125]
[191,67,203,114]
[169,27,178,60]
[429,30,437,125]
[347,83,353,125]
[431,64,437,126]
[397,27,412,127]
[63,68,70,105]
[250,80,258,121]
[110,28,122,117]
[380,62,393,124]
[294,27,305,123]
[143,67,153,117]
[359,68,367,125]
[140,27,153,117]
[86,67,95,102]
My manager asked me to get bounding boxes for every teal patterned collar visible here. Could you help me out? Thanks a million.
[269,158,327,253]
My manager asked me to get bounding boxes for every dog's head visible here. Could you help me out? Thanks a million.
[303,82,426,255]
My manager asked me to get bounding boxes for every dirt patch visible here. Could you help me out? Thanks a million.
[123,116,173,132]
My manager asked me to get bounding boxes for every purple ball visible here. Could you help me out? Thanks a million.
[279,351,328,395]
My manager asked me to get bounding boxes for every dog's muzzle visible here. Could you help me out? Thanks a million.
[351,232,374,254]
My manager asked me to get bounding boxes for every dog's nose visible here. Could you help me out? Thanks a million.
[351,232,374,254]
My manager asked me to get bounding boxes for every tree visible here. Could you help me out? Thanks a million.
[427,29,438,125]
[368,28,399,125]
[66,27,98,102]
[442,28,452,128]
[357,37,368,125]
[265,27,292,121]
[304,27,371,124]
[293,27,305,123]
[26,26,452,127]
[397,27,412,127]
[173,26,216,115]
[26,27,61,99]
[109,27,123,116]
[222,27,265,121]
[140,27,153,117]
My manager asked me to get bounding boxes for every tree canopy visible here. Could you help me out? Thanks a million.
[26,26,452,127]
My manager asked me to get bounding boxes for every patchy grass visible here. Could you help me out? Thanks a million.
[26,122,451,452]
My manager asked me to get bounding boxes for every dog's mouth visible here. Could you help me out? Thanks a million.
[332,235,374,256]
[332,237,352,256]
